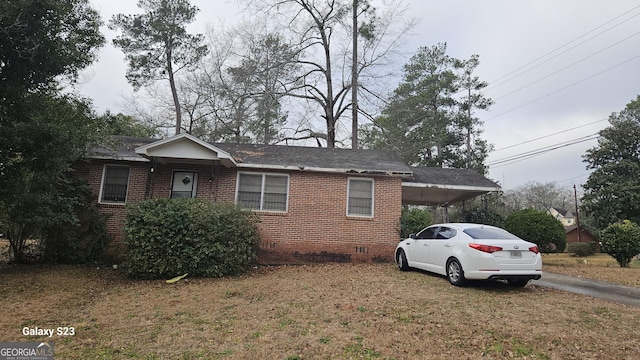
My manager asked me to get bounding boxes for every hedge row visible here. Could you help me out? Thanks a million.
[124,199,259,279]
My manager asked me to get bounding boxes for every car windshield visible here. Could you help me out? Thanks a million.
[463,227,520,240]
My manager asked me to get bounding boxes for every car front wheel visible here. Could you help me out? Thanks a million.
[396,249,410,271]
[446,258,466,286]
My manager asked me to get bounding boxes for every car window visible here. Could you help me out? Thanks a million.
[463,227,519,240]
[416,227,438,239]
[436,227,456,239]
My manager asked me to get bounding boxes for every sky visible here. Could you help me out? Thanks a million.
[79,0,640,190]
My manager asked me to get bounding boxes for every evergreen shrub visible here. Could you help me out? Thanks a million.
[504,208,566,253]
[566,242,597,257]
[124,199,259,279]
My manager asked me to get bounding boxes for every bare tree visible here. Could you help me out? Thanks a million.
[245,0,415,147]
[503,182,574,213]
[187,25,302,144]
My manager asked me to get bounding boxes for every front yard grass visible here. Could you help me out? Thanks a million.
[542,253,640,287]
[1,260,639,359]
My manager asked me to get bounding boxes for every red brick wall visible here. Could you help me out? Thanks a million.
[80,160,402,264]
[566,228,600,252]
[76,160,149,256]
[256,172,401,264]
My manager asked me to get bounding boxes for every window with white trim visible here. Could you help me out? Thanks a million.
[237,173,288,212]
[100,165,130,203]
[171,171,198,199]
[347,178,374,217]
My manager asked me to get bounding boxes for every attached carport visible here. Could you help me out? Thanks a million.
[402,167,501,214]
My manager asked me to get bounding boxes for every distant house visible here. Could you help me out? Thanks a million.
[78,134,500,264]
[548,207,575,227]
[565,226,600,252]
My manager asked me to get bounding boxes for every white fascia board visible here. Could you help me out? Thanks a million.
[402,181,501,192]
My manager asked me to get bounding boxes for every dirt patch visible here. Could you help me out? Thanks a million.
[1,263,639,359]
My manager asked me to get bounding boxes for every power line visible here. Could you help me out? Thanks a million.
[484,53,640,121]
[486,4,640,92]
[488,133,599,168]
[493,118,607,152]
[556,173,591,184]
[493,30,640,102]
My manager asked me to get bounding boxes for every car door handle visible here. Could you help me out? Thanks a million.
[423,243,428,246]
[445,244,451,247]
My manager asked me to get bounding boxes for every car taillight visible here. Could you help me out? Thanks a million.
[469,243,503,253]
[529,246,539,254]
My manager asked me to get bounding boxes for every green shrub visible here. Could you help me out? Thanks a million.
[566,242,597,257]
[461,208,504,228]
[400,207,433,238]
[124,199,259,279]
[504,208,566,253]
[40,179,112,264]
[600,220,640,268]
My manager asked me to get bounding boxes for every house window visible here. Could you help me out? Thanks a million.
[171,171,198,199]
[347,178,374,217]
[237,173,288,212]
[100,165,130,203]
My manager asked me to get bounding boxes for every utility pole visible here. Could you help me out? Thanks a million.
[573,184,582,242]
[351,0,359,149]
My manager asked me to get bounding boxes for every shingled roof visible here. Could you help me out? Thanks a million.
[402,166,500,206]
[90,135,413,176]
[217,142,413,176]
[90,136,156,161]
[406,166,500,189]
[89,135,501,205]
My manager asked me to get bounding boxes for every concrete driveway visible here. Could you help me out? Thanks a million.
[532,272,640,307]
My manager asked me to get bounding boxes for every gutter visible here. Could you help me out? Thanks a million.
[402,181,501,192]
[238,163,413,177]
[88,155,150,162]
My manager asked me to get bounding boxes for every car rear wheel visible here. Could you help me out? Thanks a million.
[396,249,410,271]
[446,258,466,286]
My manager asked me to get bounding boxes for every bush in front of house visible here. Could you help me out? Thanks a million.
[504,208,566,253]
[40,179,112,264]
[599,220,640,268]
[400,207,433,238]
[567,242,597,257]
[461,208,504,228]
[124,199,259,279]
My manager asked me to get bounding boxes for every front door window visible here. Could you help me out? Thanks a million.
[171,171,197,198]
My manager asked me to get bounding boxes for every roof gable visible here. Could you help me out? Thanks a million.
[134,133,237,167]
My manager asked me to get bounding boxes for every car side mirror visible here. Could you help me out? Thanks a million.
[409,233,416,239]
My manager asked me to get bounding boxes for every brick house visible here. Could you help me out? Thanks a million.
[78,134,500,264]
[565,226,600,253]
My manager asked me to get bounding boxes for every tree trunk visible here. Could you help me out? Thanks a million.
[165,42,182,134]
[351,0,359,149]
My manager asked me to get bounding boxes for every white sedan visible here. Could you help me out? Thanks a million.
[395,223,542,287]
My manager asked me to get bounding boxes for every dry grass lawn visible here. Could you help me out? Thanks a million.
[0,251,639,359]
